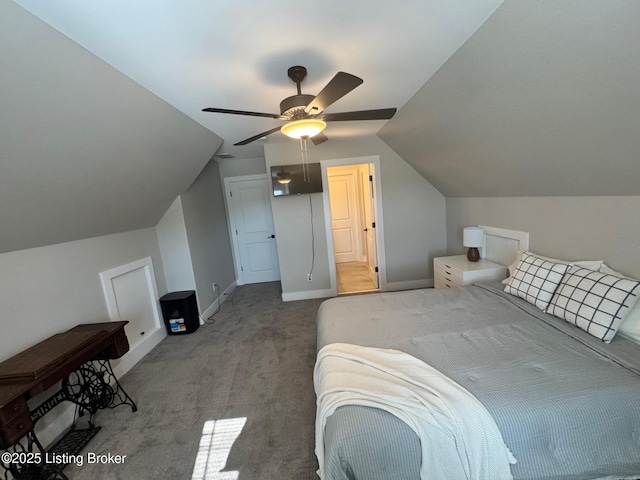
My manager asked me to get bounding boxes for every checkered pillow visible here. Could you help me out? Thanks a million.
[546,266,640,343]
[504,252,569,310]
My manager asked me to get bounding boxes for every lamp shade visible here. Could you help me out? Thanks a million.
[463,227,484,248]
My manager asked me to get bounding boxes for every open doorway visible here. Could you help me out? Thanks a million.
[326,162,380,295]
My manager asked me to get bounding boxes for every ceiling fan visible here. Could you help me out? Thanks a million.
[202,66,397,146]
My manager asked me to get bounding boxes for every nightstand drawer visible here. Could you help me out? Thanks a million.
[434,263,462,280]
[434,255,506,289]
[434,258,458,271]
[434,269,464,288]
[434,279,462,288]
[434,260,463,287]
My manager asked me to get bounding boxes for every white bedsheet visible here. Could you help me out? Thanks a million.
[314,343,516,480]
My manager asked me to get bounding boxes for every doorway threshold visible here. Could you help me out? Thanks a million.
[337,288,380,297]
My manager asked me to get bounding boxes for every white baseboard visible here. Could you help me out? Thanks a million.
[384,278,433,292]
[281,280,434,300]
[282,288,334,302]
[201,281,237,319]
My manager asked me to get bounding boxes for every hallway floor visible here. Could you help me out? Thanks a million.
[336,261,378,295]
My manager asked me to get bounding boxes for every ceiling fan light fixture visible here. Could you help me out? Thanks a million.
[280,118,326,139]
[204,66,396,146]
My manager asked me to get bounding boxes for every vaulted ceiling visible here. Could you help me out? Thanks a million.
[379,0,640,197]
[2,0,503,253]
[3,0,638,254]
[11,0,503,159]
[1,1,223,253]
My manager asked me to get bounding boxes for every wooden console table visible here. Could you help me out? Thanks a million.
[0,322,137,479]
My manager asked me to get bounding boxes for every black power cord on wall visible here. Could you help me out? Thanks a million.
[309,193,315,279]
[202,283,220,325]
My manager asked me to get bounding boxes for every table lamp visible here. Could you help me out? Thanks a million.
[463,227,484,262]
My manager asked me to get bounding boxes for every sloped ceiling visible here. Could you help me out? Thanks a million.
[7,1,636,256]
[11,0,503,159]
[0,2,222,253]
[379,0,640,197]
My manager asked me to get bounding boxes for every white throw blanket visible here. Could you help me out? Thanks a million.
[314,343,516,480]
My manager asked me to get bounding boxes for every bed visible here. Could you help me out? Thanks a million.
[314,228,640,480]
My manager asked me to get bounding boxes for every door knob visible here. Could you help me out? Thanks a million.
[268,234,275,238]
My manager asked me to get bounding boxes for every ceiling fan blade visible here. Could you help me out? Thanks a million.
[202,107,287,120]
[234,126,283,146]
[304,72,363,115]
[323,108,397,122]
[310,132,328,146]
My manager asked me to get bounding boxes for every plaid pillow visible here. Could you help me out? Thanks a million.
[504,252,569,310]
[546,266,640,343]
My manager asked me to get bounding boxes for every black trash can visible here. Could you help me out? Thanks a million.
[159,290,200,335]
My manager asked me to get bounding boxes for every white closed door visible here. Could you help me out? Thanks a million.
[328,170,361,263]
[228,178,280,284]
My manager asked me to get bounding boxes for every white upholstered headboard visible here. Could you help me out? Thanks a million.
[478,226,529,267]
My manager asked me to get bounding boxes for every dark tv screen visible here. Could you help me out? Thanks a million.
[271,163,323,197]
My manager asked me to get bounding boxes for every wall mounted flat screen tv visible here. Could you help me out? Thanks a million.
[271,163,323,197]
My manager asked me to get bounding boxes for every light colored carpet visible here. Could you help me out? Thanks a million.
[64,282,322,480]
[336,261,377,294]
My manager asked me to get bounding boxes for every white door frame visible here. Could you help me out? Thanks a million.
[223,173,279,285]
[361,163,380,288]
[321,155,387,295]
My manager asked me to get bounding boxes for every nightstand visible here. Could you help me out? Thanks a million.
[434,255,507,289]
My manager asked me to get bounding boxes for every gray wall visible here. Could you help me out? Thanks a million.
[264,136,446,296]
[379,0,640,198]
[180,159,236,309]
[446,196,640,279]
[0,1,222,254]
[0,160,235,441]
[156,197,197,293]
[0,228,167,362]
[217,157,267,179]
